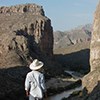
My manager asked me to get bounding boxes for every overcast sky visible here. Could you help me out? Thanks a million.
[0,0,99,31]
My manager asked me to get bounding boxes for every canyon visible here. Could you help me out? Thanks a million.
[0,2,100,100]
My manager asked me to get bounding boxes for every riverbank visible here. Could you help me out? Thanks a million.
[44,69,85,100]
[49,86,82,100]
[46,77,82,99]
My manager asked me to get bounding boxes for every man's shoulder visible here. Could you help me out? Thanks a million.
[27,71,33,76]
[27,71,43,76]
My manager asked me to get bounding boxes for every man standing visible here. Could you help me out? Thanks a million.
[25,59,47,100]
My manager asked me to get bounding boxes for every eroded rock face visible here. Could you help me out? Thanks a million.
[0,3,45,15]
[82,1,100,99]
[0,4,53,68]
[90,1,100,71]
[83,69,100,93]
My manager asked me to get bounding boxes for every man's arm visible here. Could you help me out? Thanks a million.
[25,74,30,96]
[40,74,47,98]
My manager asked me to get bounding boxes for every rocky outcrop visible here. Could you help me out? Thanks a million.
[0,4,53,68]
[82,1,100,100]
[0,4,44,15]
[83,69,100,93]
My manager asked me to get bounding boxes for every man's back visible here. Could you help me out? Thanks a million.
[25,70,46,99]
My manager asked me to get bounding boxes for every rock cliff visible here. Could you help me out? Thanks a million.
[0,4,53,68]
[90,1,100,71]
[82,1,100,99]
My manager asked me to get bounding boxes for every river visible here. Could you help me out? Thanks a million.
[47,70,83,100]
[47,86,82,100]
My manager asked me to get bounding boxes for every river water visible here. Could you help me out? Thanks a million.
[47,70,83,100]
[47,86,82,100]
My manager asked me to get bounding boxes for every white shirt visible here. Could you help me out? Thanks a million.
[25,70,46,98]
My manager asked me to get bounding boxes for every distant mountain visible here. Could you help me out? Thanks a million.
[53,24,92,51]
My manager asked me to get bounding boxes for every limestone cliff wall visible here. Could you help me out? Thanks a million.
[82,1,100,99]
[90,1,100,71]
[0,4,53,68]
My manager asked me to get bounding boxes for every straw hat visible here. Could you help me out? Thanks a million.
[29,59,43,70]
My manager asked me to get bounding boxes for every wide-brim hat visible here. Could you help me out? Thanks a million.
[29,59,43,70]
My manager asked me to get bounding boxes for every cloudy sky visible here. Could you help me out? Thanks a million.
[0,0,99,31]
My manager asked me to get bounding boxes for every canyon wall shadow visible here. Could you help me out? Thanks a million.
[53,49,90,73]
